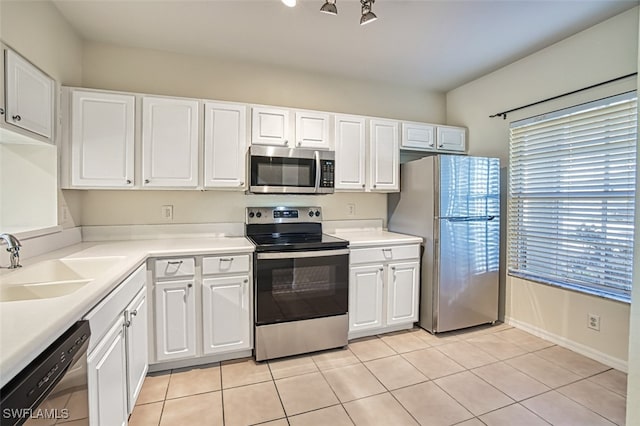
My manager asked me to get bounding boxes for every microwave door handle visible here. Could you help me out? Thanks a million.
[314,151,321,193]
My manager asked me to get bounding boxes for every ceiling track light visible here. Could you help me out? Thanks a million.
[360,0,377,26]
[320,0,338,15]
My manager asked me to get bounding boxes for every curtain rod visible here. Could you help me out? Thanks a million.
[489,72,637,120]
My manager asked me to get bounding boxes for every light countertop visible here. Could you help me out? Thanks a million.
[0,237,254,387]
[330,229,423,247]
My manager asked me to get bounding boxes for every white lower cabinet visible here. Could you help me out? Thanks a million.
[125,289,148,412]
[349,265,384,333]
[87,318,128,426]
[150,253,253,367]
[202,275,251,355]
[154,279,197,361]
[348,245,420,339]
[85,265,147,425]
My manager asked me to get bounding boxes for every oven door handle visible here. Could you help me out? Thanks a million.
[257,249,349,260]
[314,150,321,193]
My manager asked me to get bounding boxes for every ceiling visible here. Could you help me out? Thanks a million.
[52,0,639,92]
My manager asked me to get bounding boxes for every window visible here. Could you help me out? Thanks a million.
[508,92,637,302]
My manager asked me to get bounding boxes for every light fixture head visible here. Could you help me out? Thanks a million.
[360,0,377,26]
[282,0,297,7]
[320,0,338,15]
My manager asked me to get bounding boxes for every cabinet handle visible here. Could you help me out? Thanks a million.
[144,179,150,184]
[124,310,131,327]
[126,179,132,184]
[167,260,183,265]
[0,108,4,115]
[12,115,21,122]
[220,257,233,262]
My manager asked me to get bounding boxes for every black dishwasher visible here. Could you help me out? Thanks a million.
[0,321,90,426]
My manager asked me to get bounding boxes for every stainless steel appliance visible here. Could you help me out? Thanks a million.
[1,321,90,425]
[388,155,500,333]
[249,146,335,194]
[246,206,349,361]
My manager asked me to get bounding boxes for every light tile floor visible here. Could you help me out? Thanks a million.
[129,324,627,426]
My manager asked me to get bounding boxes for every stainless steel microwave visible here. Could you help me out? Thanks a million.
[249,145,335,194]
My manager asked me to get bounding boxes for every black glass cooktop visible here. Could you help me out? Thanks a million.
[248,232,348,252]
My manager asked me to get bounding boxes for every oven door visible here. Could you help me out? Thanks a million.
[255,249,349,325]
[249,146,318,194]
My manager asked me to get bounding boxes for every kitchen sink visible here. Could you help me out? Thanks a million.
[0,256,127,302]
[0,280,92,302]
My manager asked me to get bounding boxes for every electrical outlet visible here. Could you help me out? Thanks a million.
[161,205,173,221]
[347,203,356,216]
[588,313,601,331]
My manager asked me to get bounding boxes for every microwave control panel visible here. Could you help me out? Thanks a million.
[320,160,335,188]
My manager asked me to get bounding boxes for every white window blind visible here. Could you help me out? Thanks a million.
[508,92,637,302]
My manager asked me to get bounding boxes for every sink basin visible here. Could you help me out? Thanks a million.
[0,256,126,286]
[0,280,91,302]
[0,256,127,302]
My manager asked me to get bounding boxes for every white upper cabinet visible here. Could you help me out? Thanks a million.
[294,111,331,149]
[437,125,466,152]
[334,114,366,191]
[401,122,435,150]
[4,49,54,140]
[251,106,290,146]
[70,90,135,188]
[142,97,199,188]
[369,119,399,192]
[204,102,247,189]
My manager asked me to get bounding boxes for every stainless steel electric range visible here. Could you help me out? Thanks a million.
[246,206,349,361]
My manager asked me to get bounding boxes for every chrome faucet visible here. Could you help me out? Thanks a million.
[0,233,22,269]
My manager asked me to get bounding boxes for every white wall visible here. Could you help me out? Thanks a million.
[0,0,84,230]
[446,7,638,367]
[625,8,640,424]
[77,41,446,226]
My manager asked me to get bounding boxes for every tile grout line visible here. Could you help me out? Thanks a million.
[266,357,292,424]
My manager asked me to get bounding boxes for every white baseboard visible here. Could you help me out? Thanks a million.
[505,316,628,373]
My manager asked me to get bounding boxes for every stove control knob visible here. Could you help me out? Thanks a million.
[248,212,255,218]
[256,212,262,218]
[308,211,314,217]
[315,211,320,217]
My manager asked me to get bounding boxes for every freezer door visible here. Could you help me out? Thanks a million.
[439,155,500,218]
[435,216,499,332]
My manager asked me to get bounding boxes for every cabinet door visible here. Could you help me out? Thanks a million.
[125,289,148,413]
[204,102,247,189]
[295,111,330,149]
[71,90,135,187]
[5,49,54,139]
[369,119,399,192]
[386,261,420,326]
[87,318,128,426]
[251,106,290,146]
[349,264,384,333]
[154,279,196,361]
[334,115,366,191]
[142,97,199,187]
[437,126,466,152]
[202,275,251,355]
[401,122,435,150]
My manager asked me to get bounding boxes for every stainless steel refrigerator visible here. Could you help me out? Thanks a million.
[388,154,500,333]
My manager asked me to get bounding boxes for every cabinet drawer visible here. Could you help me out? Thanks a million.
[350,245,420,265]
[155,258,195,278]
[203,255,250,275]
[84,265,146,353]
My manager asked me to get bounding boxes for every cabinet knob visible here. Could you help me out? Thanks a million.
[391,266,396,271]
[379,268,384,272]
[0,108,4,115]
[11,115,21,122]
[187,283,193,288]
[284,140,289,146]
[438,144,444,148]
[131,309,138,317]
[297,142,301,146]
[373,184,377,188]
[239,181,244,186]
[126,179,132,184]
[145,179,150,184]
[362,184,365,188]
[244,279,248,283]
